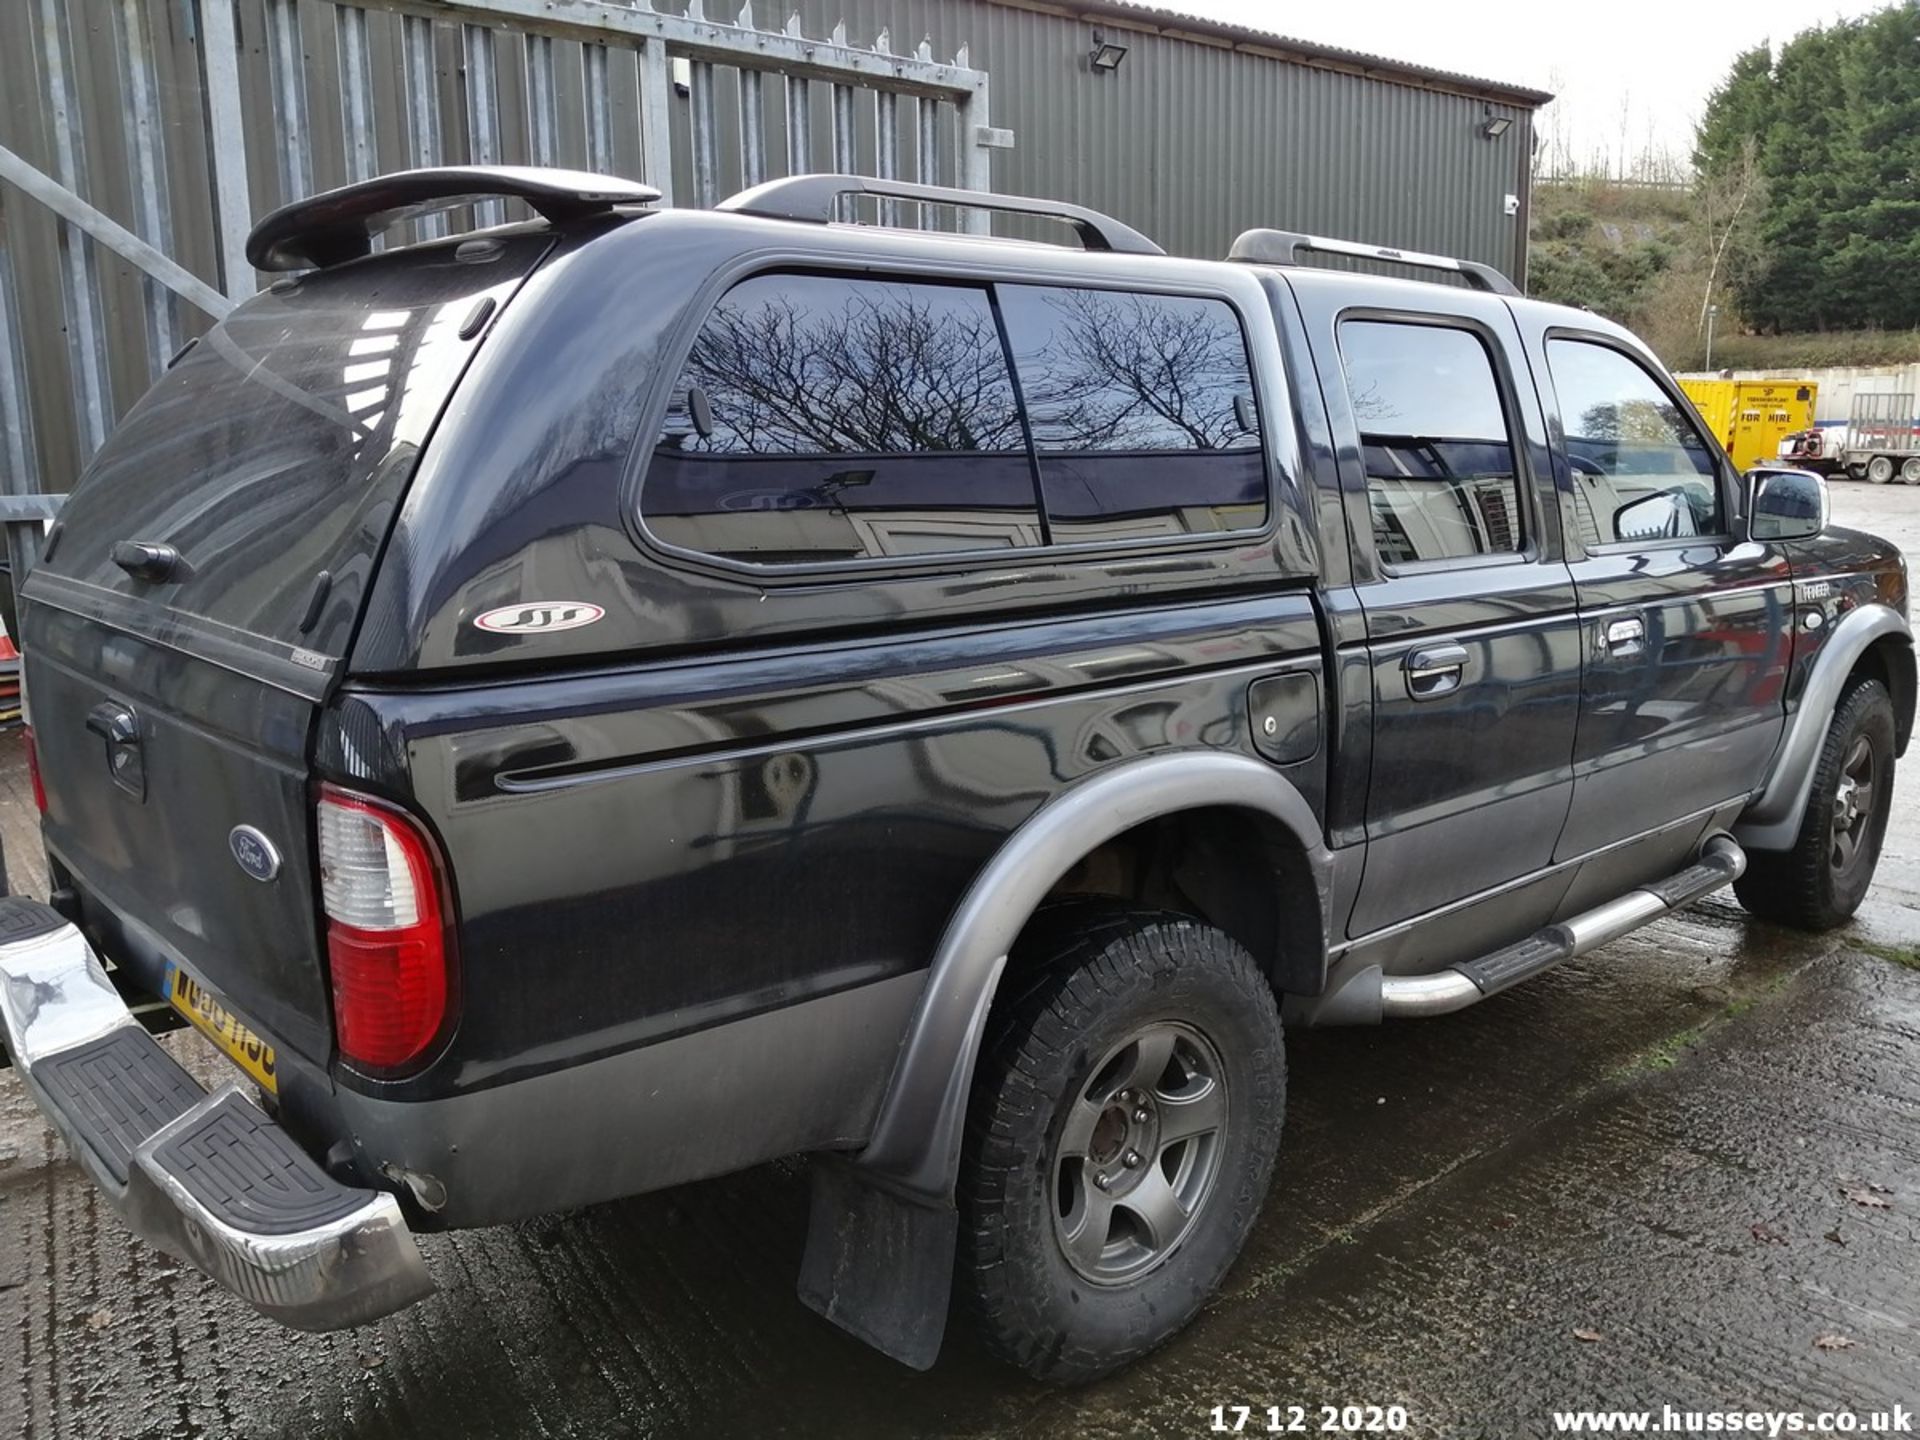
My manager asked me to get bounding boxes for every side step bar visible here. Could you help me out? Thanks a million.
[1311,836,1747,1025]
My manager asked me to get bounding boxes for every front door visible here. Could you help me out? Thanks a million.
[1536,333,1793,857]
[1300,289,1583,938]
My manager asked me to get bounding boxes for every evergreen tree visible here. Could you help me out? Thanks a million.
[1696,3,1920,332]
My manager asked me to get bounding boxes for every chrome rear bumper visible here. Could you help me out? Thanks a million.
[0,898,432,1330]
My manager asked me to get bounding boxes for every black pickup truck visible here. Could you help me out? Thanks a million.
[0,168,1910,1383]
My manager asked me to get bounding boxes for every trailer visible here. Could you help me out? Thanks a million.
[1837,392,1920,483]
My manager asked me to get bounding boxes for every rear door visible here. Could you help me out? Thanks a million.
[23,234,550,1065]
[1296,282,1582,938]
[1533,330,1792,857]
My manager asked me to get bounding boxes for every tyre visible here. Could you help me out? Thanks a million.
[958,905,1285,1383]
[1735,677,1896,930]
[1847,464,1868,482]
[1903,457,1920,485]
[1866,454,1895,484]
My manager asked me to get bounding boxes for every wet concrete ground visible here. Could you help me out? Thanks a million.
[5,486,1920,1438]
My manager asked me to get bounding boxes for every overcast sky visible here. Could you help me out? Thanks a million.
[1174,0,1888,174]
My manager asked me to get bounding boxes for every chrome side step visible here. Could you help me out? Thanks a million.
[1304,836,1746,1025]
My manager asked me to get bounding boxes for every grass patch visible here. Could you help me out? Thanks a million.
[1614,967,1806,1077]
[1688,327,1920,371]
[1852,938,1920,971]
[1636,1024,1710,1072]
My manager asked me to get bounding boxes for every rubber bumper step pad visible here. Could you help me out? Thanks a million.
[34,1027,201,1185]
[1455,932,1570,996]
[146,1089,368,1237]
[0,894,70,944]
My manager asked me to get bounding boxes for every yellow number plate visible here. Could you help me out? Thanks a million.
[164,964,278,1094]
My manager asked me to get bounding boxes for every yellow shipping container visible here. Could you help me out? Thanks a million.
[1678,378,1818,471]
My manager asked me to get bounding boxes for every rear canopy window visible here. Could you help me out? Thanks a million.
[644,273,1040,564]
[996,285,1265,545]
[644,273,1268,567]
[36,237,547,669]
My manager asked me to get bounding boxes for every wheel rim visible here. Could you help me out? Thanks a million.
[1868,457,1894,483]
[1051,1021,1227,1286]
[1904,458,1920,484]
[1830,733,1879,876]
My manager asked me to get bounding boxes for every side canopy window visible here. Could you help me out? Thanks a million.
[1546,339,1723,547]
[996,286,1266,543]
[646,273,1036,564]
[1337,321,1524,566]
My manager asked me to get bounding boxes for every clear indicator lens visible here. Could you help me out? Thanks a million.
[318,795,421,929]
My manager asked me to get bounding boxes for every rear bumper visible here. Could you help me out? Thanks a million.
[0,897,433,1330]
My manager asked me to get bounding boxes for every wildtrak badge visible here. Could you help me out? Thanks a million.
[472,602,606,634]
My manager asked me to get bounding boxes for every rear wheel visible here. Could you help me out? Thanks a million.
[1866,454,1896,484]
[958,906,1284,1383]
[1735,677,1895,930]
[1902,457,1920,484]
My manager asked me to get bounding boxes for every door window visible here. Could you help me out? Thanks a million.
[644,273,1038,564]
[1546,339,1723,547]
[1336,320,1525,566]
[996,286,1267,544]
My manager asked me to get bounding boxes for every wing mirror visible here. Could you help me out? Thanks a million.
[1746,465,1827,543]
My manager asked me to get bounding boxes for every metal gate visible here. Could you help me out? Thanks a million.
[0,0,996,503]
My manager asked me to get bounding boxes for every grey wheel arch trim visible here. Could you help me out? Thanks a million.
[1736,602,1913,852]
[854,749,1332,1203]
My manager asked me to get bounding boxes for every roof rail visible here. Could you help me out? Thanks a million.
[1228,229,1519,296]
[246,166,662,272]
[716,174,1165,256]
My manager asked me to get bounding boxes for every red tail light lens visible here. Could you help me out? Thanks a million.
[23,726,46,815]
[316,786,453,1072]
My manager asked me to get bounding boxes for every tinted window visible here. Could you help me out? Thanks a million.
[997,287,1266,544]
[645,274,1037,564]
[1338,321,1523,565]
[1547,339,1722,546]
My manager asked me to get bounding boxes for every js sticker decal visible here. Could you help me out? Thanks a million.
[472,602,606,635]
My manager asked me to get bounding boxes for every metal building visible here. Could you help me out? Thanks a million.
[0,0,1549,499]
[779,0,1551,273]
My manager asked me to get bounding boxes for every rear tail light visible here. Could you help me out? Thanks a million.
[316,785,454,1072]
[22,726,45,815]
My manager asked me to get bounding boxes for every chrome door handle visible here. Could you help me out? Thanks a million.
[1605,617,1646,656]
[1405,643,1468,699]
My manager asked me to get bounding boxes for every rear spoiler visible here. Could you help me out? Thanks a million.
[246,165,661,272]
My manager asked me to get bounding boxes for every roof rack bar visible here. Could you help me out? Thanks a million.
[246,165,661,272]
[716,174,1165,256]
[1228,228,1519,296]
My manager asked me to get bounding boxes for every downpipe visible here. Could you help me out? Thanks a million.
[1374,835,1748,1021]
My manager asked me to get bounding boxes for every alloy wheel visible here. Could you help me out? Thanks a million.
[1051,1021,1228,1285]
[1831,733,1877,876]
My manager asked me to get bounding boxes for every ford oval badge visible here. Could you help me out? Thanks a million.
[473,602,605,635]
[229,826,281,883]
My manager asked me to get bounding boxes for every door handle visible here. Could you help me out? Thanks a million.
[85,701,140,745]
[1605,617,1646,657]
[1405,643,1468,699]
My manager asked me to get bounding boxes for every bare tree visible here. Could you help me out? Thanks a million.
[683,286,1025,455]
[1697,136,1765,337]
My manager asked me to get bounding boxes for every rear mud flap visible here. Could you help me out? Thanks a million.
[796,1154,957,1370]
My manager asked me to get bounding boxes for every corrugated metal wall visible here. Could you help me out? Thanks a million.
[0,0,986,493]
[783,0,1537,272]
[0,0,1538,494]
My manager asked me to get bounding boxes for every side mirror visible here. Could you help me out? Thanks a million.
[1613,491,1694,542]
[1747,465,1827,543]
